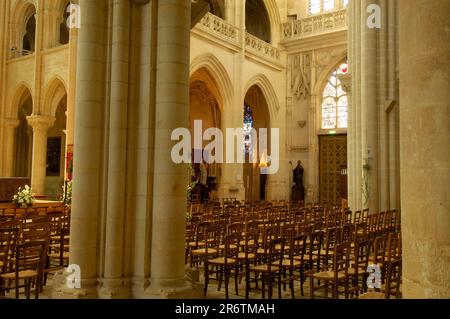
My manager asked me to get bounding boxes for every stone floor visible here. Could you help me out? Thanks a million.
[1,269,365,299]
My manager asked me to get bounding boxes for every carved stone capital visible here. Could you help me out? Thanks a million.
[26,115,55,131]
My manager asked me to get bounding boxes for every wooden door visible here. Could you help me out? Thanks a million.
[319,135,347,206]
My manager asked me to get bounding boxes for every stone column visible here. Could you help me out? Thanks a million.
[68,0,107,297]
[65,24,78,177]
[217,0,246,201]
[101,0,130,298]
[361,0,379,213]
[27,115,55,195]
[307,92,318,203]
[2,119,19,177]
[400,0,450,298]
[349,0,363,211]
[148,0,197,297]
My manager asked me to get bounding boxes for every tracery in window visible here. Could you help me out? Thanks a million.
[321,63,348,130]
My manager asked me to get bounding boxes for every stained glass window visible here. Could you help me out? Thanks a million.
[243,104,254,154]
[321,63,348,129]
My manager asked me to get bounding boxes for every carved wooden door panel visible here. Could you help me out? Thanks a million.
[319,135,347,206]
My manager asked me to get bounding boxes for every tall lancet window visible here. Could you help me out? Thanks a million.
[321,63,348,129]
[243,104,254,154]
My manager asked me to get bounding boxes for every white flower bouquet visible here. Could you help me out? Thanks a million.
[12,185,36,208]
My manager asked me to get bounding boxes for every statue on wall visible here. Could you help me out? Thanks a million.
[292,160,305,202]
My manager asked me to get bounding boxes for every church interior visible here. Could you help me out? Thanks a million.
[0,0,449,300]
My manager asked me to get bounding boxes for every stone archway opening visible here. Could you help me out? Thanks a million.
[22,12,36,53]
[45,94,67,196]
[245,0,271,43]
[189,68,223,203]
[59,2,71,45]
[243,85,270,202]
[14,89,33,178]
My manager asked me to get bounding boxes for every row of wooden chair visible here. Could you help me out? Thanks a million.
[0,208,70,299]
[185,203,402,299]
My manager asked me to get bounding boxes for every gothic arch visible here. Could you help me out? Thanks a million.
[52,0,72,46]
[8,83,33,118]
[10,0,37,53]
[243,74,280,121]
[190,53,233,108]
[42,76,68,117]
[315,54,348,96]
[262,0,281,26]
[245,0,281,43]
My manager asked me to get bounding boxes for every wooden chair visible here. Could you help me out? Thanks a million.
[281,233,308,299]
[246,237,285,299]
[320,227,340,270]
[300,229,324,296]
[310,243,350,299]
[237,228,259,287]
[354,211,362,224]
[204,232,240,299]
[384,232,402,269]
[370,234,388,280]
[191,225,220,268]
[0,240,48,299]
[376,211,386,236]
[362,209,369,223]
[44,218,70,287]
[256,226,279,264]
[367,213,378,239]
[348,239,371,297]
[341,224,355,245]
[188,221,211,267]
[343,210,353,225]
[359,259,402,299]
[20,219,51,244]
[355,222,368,242]
[0,227,19,297]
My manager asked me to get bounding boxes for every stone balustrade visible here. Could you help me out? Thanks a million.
[281,9,348,41]
[196,12,239,45]
[245,32,280,62]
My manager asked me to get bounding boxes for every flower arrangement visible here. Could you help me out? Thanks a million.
[12,185,35,208]
[62,181,72,206]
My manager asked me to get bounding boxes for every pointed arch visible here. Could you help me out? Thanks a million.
[190,53,233,108]
[243,74,280,121]
[42,76,68,117]
[315,53,348,96]
[8,83,33,118]
[262,0,281,26]
[10,0,37,53]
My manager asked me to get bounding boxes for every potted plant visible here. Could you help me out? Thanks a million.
[12,185,36,208]
[62,180,72,206]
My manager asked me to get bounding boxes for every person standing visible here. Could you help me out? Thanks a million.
[199,160,210,203]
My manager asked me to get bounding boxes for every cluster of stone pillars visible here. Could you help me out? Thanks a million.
[67,0,197,298]
[64,0,450,299]
[347,0,400,213]
[348,0,450,298]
